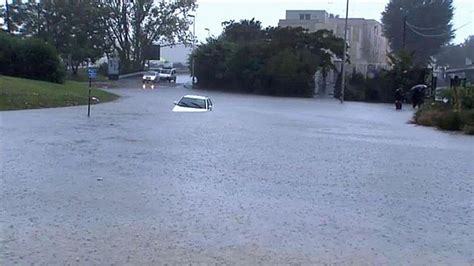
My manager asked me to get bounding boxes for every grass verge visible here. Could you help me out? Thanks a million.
[0,75,118,111]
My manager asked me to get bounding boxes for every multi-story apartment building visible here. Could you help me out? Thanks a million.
[279,10,389,74]
[279,10,390,95]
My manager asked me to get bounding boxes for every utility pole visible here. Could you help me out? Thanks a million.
[5,0,11,34]
[123,1,129,66]
[403,15,407,49]
[188,14,196,89]
[122,0,134,71]
[88,77,92,117]
[340,0,349,103]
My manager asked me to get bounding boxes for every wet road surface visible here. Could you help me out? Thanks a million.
[1,78,473,265]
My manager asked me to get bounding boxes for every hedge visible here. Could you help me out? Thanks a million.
[0,32,65,83]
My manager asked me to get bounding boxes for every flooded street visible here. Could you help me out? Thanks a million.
[1,79,473,264]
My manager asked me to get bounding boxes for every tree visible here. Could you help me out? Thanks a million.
[221,18,265,43]
[49,0,109,74]
[1,0,195,74]
[436,36,474,68]
[192,19,345,97]
[382,0,454,65]
[193,38,230,87]
[100,0,196,73]
[2,0,108,75]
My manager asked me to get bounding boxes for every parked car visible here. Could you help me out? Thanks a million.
[172,95,213,112]
[159,68,177,82]
[142,71,159,83]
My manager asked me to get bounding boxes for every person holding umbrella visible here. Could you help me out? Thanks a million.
[411,84,427,109]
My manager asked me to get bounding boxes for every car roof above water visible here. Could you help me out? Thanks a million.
[182,95,208,100]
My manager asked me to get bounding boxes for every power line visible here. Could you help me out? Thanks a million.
[453,22,472,32]
[405,21,444,31]
[406,23,451,37]
[406,22,470,38]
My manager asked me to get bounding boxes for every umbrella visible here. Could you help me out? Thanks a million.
[410,84,427,91]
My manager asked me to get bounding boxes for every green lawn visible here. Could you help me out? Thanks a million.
[0,75,119,111]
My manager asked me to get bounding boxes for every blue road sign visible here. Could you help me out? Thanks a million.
[88,68,97,79]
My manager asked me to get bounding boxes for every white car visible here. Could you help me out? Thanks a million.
[159,68,177,82]
[142,71,159,83]
[173,95,213,112]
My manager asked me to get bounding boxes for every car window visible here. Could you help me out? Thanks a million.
[178,98,206,109]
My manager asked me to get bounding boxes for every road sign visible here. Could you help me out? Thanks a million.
[87,68,97,117]
[143,45,161,60]
[88,68,97,79]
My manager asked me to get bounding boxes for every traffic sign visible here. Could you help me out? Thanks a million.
[88,68,97,79]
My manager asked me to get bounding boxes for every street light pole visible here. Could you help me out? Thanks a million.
[188,14,196,89]
[340,0,349,103]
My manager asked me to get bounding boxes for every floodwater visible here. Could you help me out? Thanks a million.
[1,79,473,264]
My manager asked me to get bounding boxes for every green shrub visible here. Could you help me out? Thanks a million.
[435,111,462,131]
[344,86,365,101]
[460,109,474,122]
[463,125,474,135]
[440,87,474,110]
[460,110,474,135]
[414,102,474,134]
[0,32,65,83]
[416,110,439,127]
[461,88,474,109]
[98,62,108,76]
[364,77,382,102]
[344,72,366,101]
[0,33,17,75]
[334,66,428,103]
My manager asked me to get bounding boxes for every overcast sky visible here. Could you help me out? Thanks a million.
[193,0,473,44]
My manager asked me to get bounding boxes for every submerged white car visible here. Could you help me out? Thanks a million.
[173,95,213,112]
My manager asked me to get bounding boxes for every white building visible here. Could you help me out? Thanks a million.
[279,10,390,95]
[279,10,389,73]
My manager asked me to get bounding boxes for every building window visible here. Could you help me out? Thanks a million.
[300,14,311,20]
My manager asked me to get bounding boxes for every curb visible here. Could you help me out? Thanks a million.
[119,72,145,79]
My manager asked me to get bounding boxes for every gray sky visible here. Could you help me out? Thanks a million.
[194,0,473,44]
